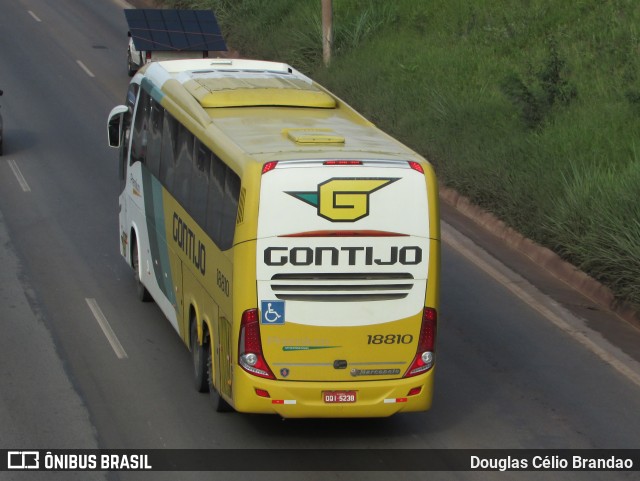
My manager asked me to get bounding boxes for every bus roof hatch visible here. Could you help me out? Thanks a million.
[183,76,336,109]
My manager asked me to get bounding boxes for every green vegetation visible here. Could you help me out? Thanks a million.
[167,0,640,308]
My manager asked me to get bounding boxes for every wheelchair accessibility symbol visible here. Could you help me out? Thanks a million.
[261,300,285,325]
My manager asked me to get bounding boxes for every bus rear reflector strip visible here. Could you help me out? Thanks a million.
[272,400,297,405]
[384,398,408,404]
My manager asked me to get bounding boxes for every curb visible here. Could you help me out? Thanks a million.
[439,185,640,330]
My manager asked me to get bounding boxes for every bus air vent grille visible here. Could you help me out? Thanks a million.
[236,187,246,225]
[270,273,413,302]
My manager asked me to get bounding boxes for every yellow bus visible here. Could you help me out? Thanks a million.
[107,58,440,417]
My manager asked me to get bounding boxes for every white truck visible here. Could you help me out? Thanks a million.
[125,9,227,77]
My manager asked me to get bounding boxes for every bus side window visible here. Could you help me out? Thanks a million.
[119,84,138,182]
[190,140,210,227]
[220,170,240,250]
[131,89,150,166]
[159,113,178,191]
[206,155,240,251]
[146,99,164,178]
[118,110,131,184]
[174,125,194,208]
[205,155,225,244]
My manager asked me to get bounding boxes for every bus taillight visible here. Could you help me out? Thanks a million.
[323,160,362,166]
[408,161,424,173]
[262,161,278,174]
[403,307,437,378]
[239,308,275,379]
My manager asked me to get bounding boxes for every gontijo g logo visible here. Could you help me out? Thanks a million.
[287,178,398,222]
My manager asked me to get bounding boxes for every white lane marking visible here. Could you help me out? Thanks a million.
[76,60,95,78]
[28,10,42,22]
[86,298,128,359]
[442,221,640,390]
[7,160,31,192]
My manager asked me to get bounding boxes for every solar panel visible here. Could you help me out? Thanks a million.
[124,9,227,52]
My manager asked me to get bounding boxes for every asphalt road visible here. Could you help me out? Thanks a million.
[0,1,639,480]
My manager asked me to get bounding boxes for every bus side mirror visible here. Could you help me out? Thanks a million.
[107,105,129,148]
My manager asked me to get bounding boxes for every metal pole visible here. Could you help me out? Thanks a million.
[322,0,333,66]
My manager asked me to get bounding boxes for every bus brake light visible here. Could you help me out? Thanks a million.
[262,161,278,174]
[408,161,424,173]
[323,160,362,166]
[239,309,275,379]
[404,307,436,378]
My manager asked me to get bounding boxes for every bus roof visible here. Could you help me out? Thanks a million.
[141,58,426,165]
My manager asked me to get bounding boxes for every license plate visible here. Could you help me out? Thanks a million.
[323,390,356,403]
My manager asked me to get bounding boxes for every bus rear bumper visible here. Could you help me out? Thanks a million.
[230,369,435,418]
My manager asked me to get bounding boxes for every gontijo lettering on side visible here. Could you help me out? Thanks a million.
[172,212,206,276]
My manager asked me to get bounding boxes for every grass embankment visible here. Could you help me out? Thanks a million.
[167,0,640,309]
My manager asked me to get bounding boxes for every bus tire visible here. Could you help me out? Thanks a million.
[191,319,209,393]
[206,332,233,413]
[132,239,152,302]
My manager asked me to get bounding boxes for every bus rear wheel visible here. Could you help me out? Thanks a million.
[206,331,233,413]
